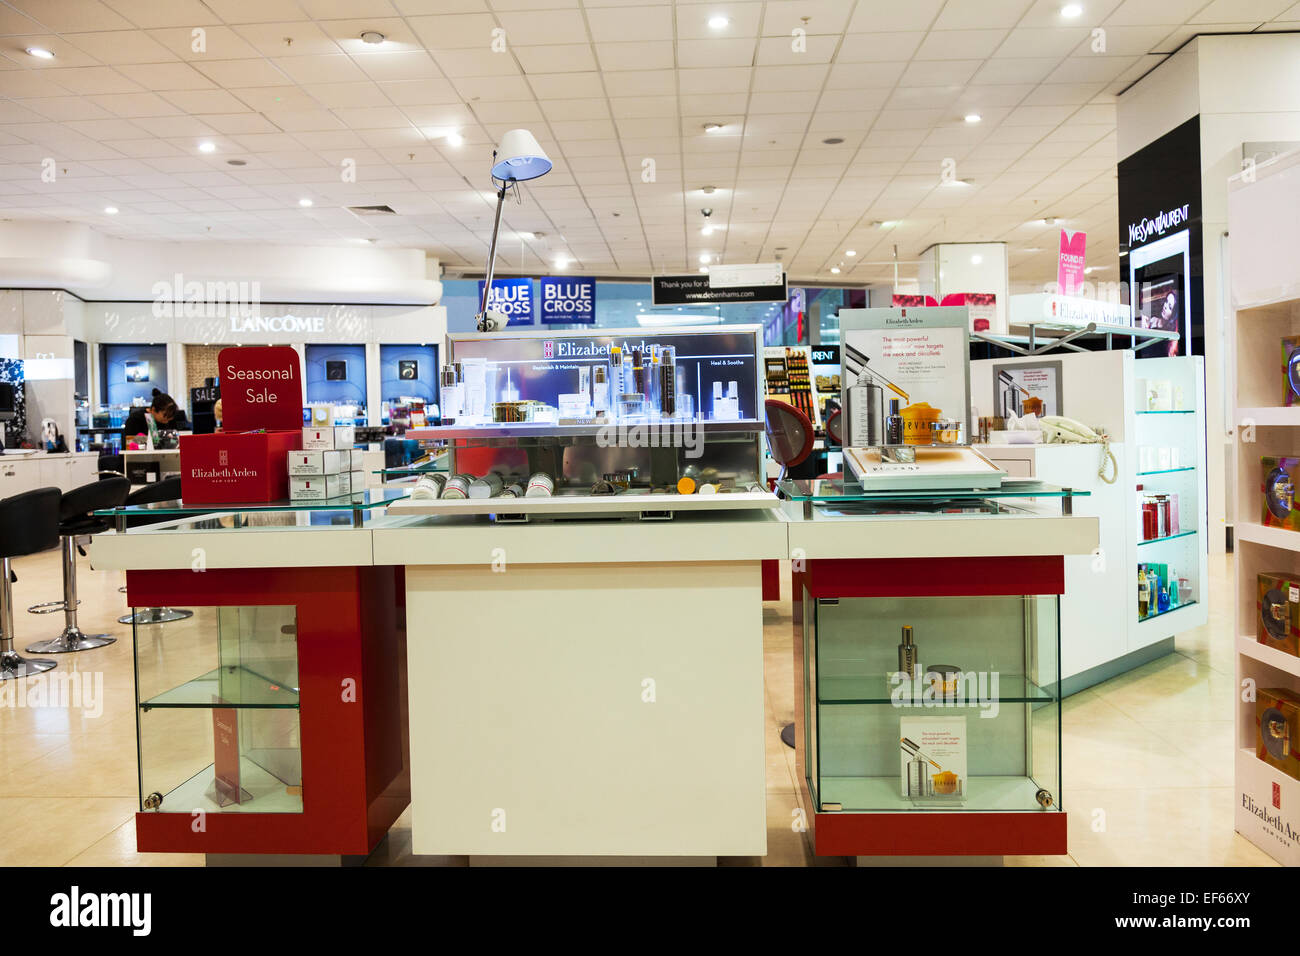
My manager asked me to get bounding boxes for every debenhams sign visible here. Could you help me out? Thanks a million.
[1127,203,1191,246]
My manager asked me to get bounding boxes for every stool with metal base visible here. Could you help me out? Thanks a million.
[116,477,193,626]
[0,486,61,680]
[764,399,816,751]
[25,477,129,655]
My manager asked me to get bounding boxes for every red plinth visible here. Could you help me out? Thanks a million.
[128,565,409,856]
[792,555,1068,858]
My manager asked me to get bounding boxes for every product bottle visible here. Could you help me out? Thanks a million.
[898,624,918,678]
[1138,565,1150,618]
[1157,583,1170,615]
[1167,566,1179,608]
[886,399,903,445]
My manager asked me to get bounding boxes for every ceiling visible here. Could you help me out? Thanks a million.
[0,0,1290,288]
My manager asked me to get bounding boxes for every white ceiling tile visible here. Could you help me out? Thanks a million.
[233,22,344,57]
[159,89,252,114]
[586,5,672,42]
[377,78,460,104]
[353,52,444,82]
[916,30,1010,60]
[408,14,500,50]
[677,66,750,93]
[192,59,290,88]
[845,0,945,33]
[676,3,763,40]
[994,27,1091,58]
[104,0,223,28]
[433,48,521,78]
[594,41,675,71]
[496,9,588,44]
[117,62,218,90]
[825,61,906,89]
[514,44,598,73]
[274,54,369,85]
[899,59,983,86]
[755,34,837,65]
[9,0,134,31]
[146,26,263,60]
[1104,0,1215,26]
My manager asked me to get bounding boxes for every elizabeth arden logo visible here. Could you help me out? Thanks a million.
[1275,782,1282,810]
[218,450,228,467]
[543,340,554,358]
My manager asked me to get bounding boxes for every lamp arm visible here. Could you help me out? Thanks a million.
[476,177,512,332]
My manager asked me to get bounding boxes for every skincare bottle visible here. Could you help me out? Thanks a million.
[439,364,463,424]
[886,399,903,445]
[592,363,611,416]
[1138,565,1149,618]
[898,624,919,678]
[660,346,677,417]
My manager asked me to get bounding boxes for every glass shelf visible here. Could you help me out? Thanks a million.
[1136,409,1195,415]
[140,666,300,711]
[95,486,409,517]
[1137,529,1198,546]
[1138,600,1198,623]
[1136,466,1195,476]
[818,674,1055,706]
[818,774,1055,813]
[779,476,1089,503]
[405,419,763,442]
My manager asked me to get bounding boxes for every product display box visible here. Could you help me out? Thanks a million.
[1258,572,1300,657]
[1262,457,1300,531]
[899,715,967,802]
[1257,687,1300,781]
[1284,336,1300,406]
[180,430,302,504]
[286,449,355,476]
[303,425,355,450]
[289,471,362,502]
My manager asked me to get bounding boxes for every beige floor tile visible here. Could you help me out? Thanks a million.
[0,796,138,866]
[65,817,202,867]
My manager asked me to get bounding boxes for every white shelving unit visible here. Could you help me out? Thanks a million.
[1229,148,1300,866]
[971,350,1208,694]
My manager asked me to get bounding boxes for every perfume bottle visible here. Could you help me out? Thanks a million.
[1138,565,1150,618]
[1157,583,1170,614]
[898,624,918,678]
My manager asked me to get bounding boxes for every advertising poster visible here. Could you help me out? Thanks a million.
[992,362,1062,419]
[940,292,996,333]
[1057,229,1087,295]
[477,277,534,326]
[839,307,970,442]
[539,276,596,324]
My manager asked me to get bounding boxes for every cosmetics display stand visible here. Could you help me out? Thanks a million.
[1229,149,1300,865]
[971,350,1208,694]
[780,478,1097,857]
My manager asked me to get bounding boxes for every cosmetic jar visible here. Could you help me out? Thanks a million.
[930,420,962,444]
[525,472,554,497]
[925,665,962,702]
[900,402,941,445]
[441,474,472,499]
[412,473,446,500]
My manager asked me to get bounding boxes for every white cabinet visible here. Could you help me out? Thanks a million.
[0,453,101,500]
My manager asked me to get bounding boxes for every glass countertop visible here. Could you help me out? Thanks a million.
[777,476,1090,503]
[93,487,409,517]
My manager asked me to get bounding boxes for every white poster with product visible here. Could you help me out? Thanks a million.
[838,307,1003,490]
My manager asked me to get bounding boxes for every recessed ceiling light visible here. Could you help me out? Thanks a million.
[104,206,118,215]
[517,231,536,240]
[198,141,216,153]
[964,113,982,124]
[699,266,709,273]
[26,47,53,60]
[699,253,711,264]
[636,302,642,307]
[830,267,841,274]
[554,257,569,269]
[701,225,714,236]
[226,159,247,166]
[971,254,983,265]
[1042,217,1057,225]
[822,137,844,145]
[708,15,730,29]
[702,122,723,133]
[445,131,464,147]
[1061,3,1083,18]
[298,197,313,207]
[879,221,897,228]
[360,31,386,45]
[701,185,717,194]
[846,249,857,256]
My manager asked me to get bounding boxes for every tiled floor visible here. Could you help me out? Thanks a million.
[0,547,1275,866]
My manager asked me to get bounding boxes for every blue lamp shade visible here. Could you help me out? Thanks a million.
[491,128,552,181]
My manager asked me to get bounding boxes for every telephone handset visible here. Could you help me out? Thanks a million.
[1038,416,1118,484]
[1039,416,1103,443]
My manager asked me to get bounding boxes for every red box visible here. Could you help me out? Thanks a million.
[180,430,302,504]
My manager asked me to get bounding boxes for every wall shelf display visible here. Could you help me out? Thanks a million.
[1230,148,1300,866]
[972,350,1208,694]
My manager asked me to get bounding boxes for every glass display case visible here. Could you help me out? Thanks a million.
[393,326,775,518]
[135,605,302,815]
[803,593,1061,815]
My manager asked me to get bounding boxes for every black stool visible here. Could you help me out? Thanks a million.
[116,478,193,626]
[0,487,60,679]
[25,477,129,655]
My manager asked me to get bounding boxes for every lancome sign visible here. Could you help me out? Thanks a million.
[228,314,325,334]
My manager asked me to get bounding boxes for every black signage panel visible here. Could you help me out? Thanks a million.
[652,273,788,305]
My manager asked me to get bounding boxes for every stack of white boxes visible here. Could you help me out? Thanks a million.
[289,425,363,501]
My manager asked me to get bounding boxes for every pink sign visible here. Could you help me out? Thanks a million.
[1057,229,1087,295]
